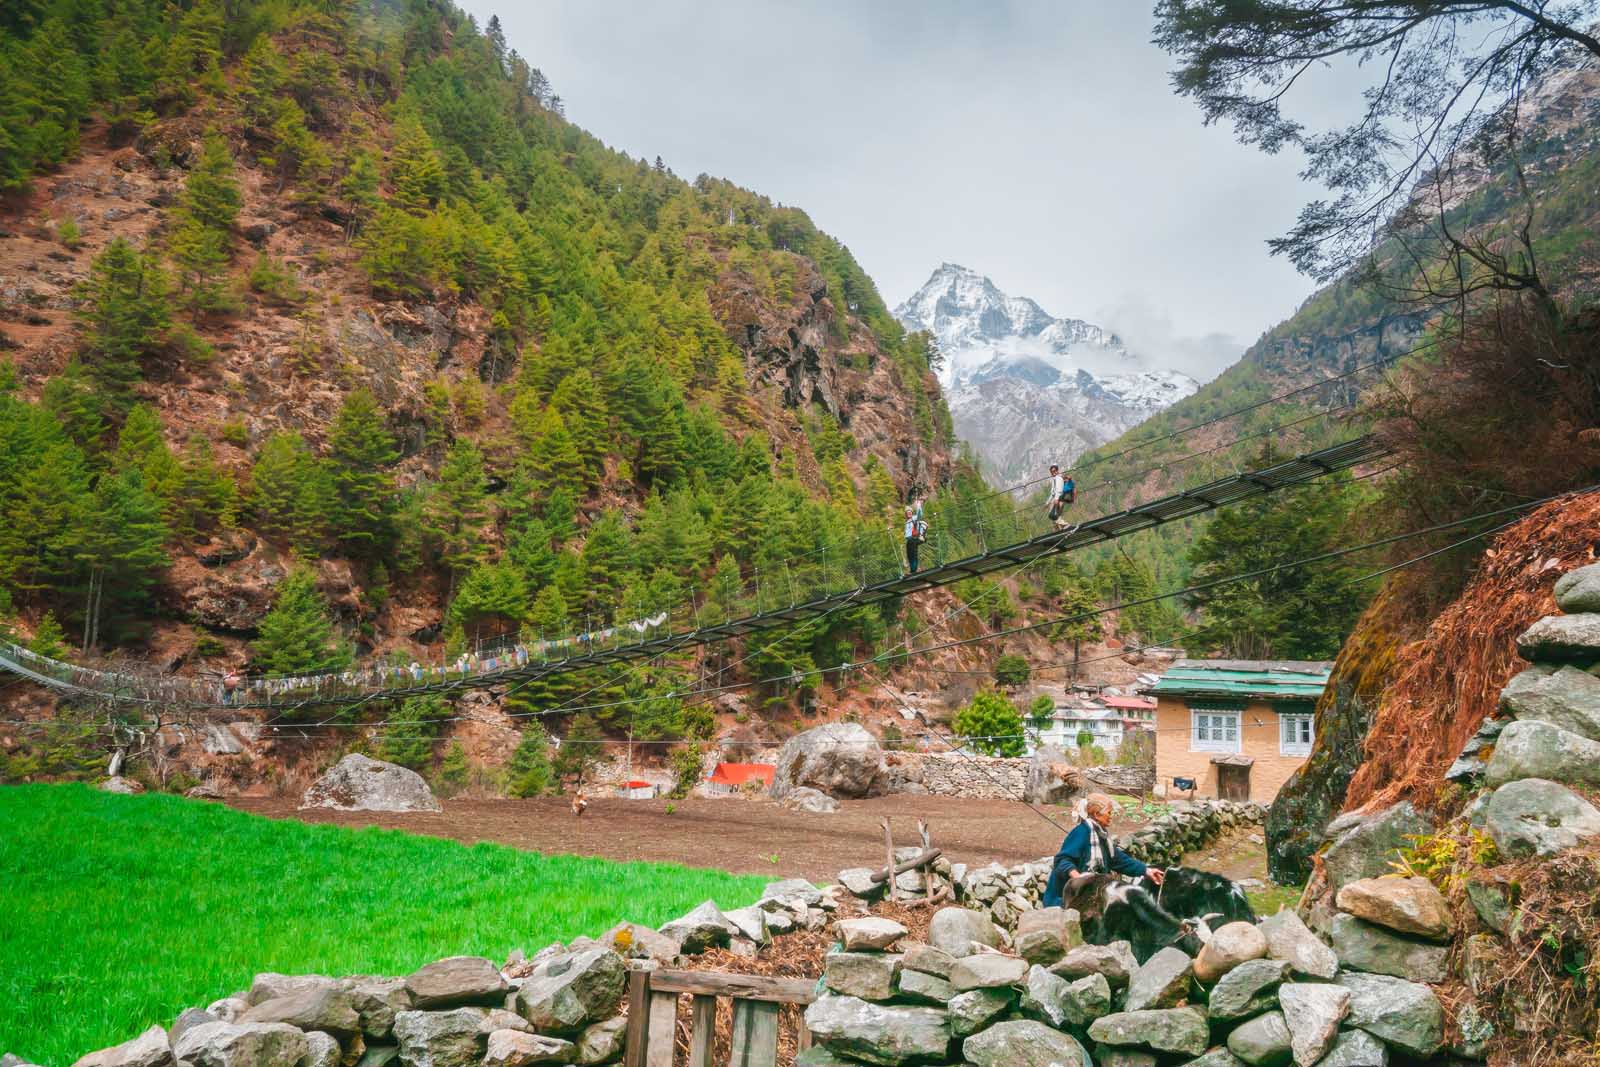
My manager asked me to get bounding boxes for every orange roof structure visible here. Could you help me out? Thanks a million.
[707,762,775,787]
[1103,695,1156,711]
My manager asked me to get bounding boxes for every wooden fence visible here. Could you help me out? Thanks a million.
[622,967,817,1067]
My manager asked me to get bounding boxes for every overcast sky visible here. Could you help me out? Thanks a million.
[461,1,1352,380]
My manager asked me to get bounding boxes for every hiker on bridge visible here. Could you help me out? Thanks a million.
[1041,792,1163,907]
[903,498,927,575]
[1048,464,1077,532]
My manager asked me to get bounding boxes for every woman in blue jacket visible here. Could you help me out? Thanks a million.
[1042,793,1165,907]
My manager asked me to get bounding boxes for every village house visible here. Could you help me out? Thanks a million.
[702,762,775,796]
[1033,693,1156,754]
[1147,659,1331,804]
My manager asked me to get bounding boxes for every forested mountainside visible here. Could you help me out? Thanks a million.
[0,0,969,744]
[1071,53,1600,592]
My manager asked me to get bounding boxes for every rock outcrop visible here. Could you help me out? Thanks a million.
[769,723,884,800]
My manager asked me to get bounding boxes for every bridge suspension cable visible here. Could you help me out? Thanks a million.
[1,436,1389,712]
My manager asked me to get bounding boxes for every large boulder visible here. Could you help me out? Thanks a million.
[601,922,679,964]
[824,953,902,1001]
[836,917,906,952]
[1278,983,1350,1066]
[392,1009,528,1067]
[1554,563,1600,612]
[1334,877,1452,941]
[1328,914,1449,983]
[1014,906,1080,966]
[171,1023,308,1067]
[946,989,1014,1037]
[73,1027,173,1067]
[405,958,507,1009]
[1257,910,1338,979]
[1225,1011,1292,1067]
[1320,803,1430,895]
[1317,1029,1389,1067]
[1501,665,1600,741]
[780,787,840,813]
[802,995,950,1065]
[1516,612,1600,662]
[239,988,360,1039]
[1124,947,1193,1012]
[949,954,1028,991]
[299,754,441,813]
[481,1031,573,1067]
[512,949,626,1033]
[1024,745,1083,805]
[927,907,1000,958]
[1484,777,1600,858]
[657,901,738,954]
[1192,922,1267,983]
[770,723,884,800]
[347,977,413,1038]
[963,1020,1089,1067]
[1484,719,1600,788]
[1088,1008,1210,1057]
[1050,941,1138,988]
[1336,972,1443,1056]
[1207,958,1291,1021]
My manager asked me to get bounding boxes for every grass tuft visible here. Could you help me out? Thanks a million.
[0,785,765,1064]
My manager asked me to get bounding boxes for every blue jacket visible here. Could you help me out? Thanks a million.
[1041,821,1147,907]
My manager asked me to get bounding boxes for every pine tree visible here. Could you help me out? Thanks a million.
[376,695,443,770]
[448,562,527,642]
[525,407,587,498]
[29,610,68,659]
[705,552,742,624]
[526,583,568,639]
[424,439,490,582]
[73,466,169,650]
[549,370,608,478]
[0,438,91,594]
[389,110,446,215]
[505,721,553,797]
[254,566,350,675]
[180,131,242,233]
[435,739,469,797]
[506,517,557,590]
[22,20,90,166]
[40,361,108,452]
[112,404,181,507]
[175,433,236,536]
[75,238,170,413]
[580,510,635,615]
[339,147,383,233]
[327,389,398,555]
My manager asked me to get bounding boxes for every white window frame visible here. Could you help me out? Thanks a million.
[1190,709,1241,753]
[1279,712,1314,756]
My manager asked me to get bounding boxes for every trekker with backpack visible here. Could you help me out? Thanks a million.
[1047,464,1077,531]
[904,499,927,574]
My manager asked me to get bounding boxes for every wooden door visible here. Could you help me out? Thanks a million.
[1217,763,1250,801]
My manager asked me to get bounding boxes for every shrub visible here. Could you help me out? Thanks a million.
[57,217,81,250]
[247,253,306,305]
[994,654,1030,688]
[375,696,444,770]
[434,740,469,798]
[953,691,1026,757]
[668,743,705,799]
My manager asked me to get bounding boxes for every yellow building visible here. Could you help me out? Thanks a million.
[1148,659,1332,804]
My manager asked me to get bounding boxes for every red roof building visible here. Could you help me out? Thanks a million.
[705,762,775,795]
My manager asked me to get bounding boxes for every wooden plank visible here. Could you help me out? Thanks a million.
[688,995,716,1067]
[623,969,651,1067]
[728,999,779,1067]
[645,991,677,1067]
[648,970,817,1004]
[867,847,941,885]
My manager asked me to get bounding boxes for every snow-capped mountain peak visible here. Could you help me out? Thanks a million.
[893,264,1197,484]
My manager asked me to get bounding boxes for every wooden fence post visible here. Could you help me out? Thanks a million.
[623,968,650,1067]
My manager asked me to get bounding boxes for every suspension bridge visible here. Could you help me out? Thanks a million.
[0,435,1389,712]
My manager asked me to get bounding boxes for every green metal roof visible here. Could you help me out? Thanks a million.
[1148,659,1332,703]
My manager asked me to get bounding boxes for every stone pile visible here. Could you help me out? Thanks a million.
[61,950,627,1067]
[1119,800,1266,870]
[1445,562,1600,859]
[801,902,1448,1066]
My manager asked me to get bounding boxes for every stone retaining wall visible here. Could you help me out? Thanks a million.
[1121,799,1267,869]
[883,751,1031,799]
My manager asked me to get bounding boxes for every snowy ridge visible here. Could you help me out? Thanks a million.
[893,264,1197,484]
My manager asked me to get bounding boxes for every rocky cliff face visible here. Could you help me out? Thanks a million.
[892,264,1195,484]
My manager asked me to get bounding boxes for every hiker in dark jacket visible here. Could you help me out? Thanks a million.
[1042,792,1164,907]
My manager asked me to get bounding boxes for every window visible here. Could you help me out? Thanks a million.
[1280,713,1314,756]
[1190,709,1240,753]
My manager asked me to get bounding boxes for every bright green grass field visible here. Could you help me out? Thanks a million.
[0,785,767,1065]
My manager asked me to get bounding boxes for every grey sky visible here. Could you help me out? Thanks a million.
[461,1,1350,380]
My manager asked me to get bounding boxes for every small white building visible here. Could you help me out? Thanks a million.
[619,779,658,800]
